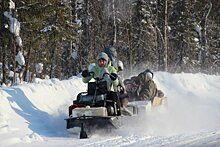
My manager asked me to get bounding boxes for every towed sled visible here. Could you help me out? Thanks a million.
[126,97,168,116]
[66,72,135,139]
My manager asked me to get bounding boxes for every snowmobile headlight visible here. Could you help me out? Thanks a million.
[107,106,114,116]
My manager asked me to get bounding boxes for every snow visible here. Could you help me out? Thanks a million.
[40,25,52,33]
[70,51,78,60]
[0,72,220,146]
[4,1,23,50]
[15,51,25,66]
[15,36,22,47]
[4,11,20,37]
[195,24,202,40]
[35,63,43,74]
[9,0,15,10]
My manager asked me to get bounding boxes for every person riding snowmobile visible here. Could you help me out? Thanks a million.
[81,52,132,115]
[81,52,119,92]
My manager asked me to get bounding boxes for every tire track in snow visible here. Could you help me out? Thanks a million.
[77,131,220,147]
[74,135,123,147]
[77,135,152,147]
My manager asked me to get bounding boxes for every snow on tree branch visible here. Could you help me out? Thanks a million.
[16,51,25,66]
[35,63,44,74]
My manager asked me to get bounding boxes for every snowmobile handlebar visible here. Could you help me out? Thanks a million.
[88,72,117,81]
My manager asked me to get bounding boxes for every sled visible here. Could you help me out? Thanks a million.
[152,96,167,107]
[127,100,151,115]
[125,96,168,115]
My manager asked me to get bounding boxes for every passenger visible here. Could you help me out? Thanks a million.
[104,46,125,93]
[103,46,118,70]
[123,77,140,101]
[137,69,164,104]
[116,60,126,94]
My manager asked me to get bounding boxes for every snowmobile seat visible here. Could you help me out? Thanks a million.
[74,92,93,105]
[75,92,107,106]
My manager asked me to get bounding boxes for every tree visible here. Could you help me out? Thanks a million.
[1,0,220,85]
[16,0,78,80]
[168,0,196,72]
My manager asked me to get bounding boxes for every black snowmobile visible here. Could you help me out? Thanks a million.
[66,72,126,139]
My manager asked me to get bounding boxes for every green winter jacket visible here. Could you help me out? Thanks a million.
[82,61,119,92]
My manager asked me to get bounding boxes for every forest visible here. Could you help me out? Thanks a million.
[0,0,219,85]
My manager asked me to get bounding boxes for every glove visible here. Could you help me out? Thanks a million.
[81,70,89,77]
[110,73,118,81]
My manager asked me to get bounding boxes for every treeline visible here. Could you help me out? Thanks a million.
[0,0,219,85]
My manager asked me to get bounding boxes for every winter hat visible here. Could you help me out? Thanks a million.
[146,72,153,80]
[123,79,132,85]
[109,47,117,57]
[97,52,109,62]
[138,71,153,82]
[144,69,154,79]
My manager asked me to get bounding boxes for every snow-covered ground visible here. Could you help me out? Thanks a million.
[0,72,220,146]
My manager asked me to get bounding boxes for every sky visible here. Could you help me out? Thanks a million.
[0,72,220,146]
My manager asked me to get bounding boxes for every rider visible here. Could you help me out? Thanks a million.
[81,52,119,92]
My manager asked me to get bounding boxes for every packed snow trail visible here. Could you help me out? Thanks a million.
[12,131,220,147]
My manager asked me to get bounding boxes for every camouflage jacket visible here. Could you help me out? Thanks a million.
[138,80,158,102]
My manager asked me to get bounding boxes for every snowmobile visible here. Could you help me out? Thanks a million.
[66,72,136,139]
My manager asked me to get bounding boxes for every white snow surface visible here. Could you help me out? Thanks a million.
[0,72,220,146]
